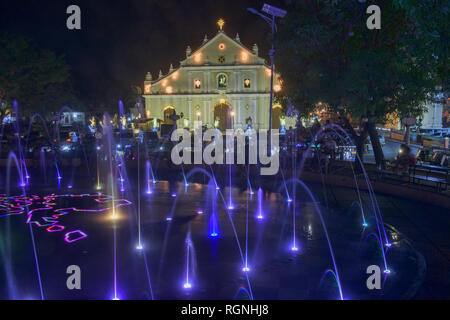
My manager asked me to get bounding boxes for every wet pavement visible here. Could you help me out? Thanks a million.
[1,170,448,300]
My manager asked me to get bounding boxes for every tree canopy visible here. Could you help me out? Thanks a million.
[0,33,78,120]
[275,0,447,166]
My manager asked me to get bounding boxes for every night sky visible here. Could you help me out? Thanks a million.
[0,0,285,105]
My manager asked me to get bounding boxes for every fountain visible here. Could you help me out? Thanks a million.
[0,100,414,301]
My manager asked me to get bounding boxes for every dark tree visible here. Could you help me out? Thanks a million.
[275,0,444,167]
[0,33,78,121]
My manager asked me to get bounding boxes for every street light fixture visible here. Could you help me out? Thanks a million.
[262,4,287,18]
[247,4,286,145]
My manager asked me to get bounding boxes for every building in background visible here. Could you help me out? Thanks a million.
[421,99,444,129]
[142,20,283,131]
[378,96,446,131]
[60,112,85,127]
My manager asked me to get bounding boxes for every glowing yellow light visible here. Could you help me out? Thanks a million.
[231,111,235,117]
[274,84,281,92]
[161,79,168,87]
[219,43,226,50]
[217,19,225,30]
[196,111,201,117]
[194,53,202,63]
[241,51,248,62]
[219,99,226,104]
[194,79,201,89]
[144,84,151,93]
[266,68,272,77]
[166,86,173,94]
[172,72,178,80]
[146,110,150,118]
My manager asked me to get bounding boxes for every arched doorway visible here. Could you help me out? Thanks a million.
[163,106,176,125]
[272,105,283,130]
[213,103,231,132]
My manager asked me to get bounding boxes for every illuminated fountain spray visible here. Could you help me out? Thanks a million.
[209,165,220,190]
[286,178,344,299]
[245,164,254,195]
[145,160,153,194]
[242,189,250,272]
[227,164,234,210]
[54,106,91,182]
[209,183,220,238]
[103,115,118,220]
[183,229,196,290]
[291,184,298,252]
[6,152,44,300]
[312,124,390,271]
[136,140,143,250]
[256,187,263,220]
[12,102,28,188]
[25,113,61,185]
[39,147,47,183]
[119,175,125,192]
[181,165,188,188]
[103,113,120,300]
[96,141,102,191]
[280,168,292,202]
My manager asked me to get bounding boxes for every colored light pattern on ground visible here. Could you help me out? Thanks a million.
[0,193,132,243]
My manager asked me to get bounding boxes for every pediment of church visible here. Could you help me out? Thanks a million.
[181,31,265,66]
[143,20,281,98]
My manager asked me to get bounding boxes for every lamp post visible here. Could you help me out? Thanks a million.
[248,4,286,147]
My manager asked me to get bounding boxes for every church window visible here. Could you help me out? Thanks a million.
[194,79,201,89]
[244,78,251,88]
[218,56,226,64]
[217,74,227,89]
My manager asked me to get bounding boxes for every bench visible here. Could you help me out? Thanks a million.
[409,174,448,192]
[378,169,410,184]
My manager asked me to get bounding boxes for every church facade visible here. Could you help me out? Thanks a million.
[142,23,283,131]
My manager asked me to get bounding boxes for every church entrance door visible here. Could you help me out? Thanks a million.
[213,103,231,132]
[163,107,176,125]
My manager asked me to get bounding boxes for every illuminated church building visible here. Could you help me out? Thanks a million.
[142,20,283,131]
